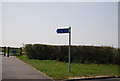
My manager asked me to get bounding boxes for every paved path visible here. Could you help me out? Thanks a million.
[2,53,54,81]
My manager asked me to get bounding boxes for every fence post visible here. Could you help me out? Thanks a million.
[4,46,6,56]
[7,47,9,57]
[20,47,22,56]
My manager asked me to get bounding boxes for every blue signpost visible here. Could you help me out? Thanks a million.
[56,27,71,72]
[12,50,17,54]
[56,28,70,33]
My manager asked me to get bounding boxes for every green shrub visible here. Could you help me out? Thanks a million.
[23,44,119,65]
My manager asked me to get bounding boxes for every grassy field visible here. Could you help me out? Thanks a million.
[17,55,119,80]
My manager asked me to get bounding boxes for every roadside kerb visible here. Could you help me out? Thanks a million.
[65,76,120,81]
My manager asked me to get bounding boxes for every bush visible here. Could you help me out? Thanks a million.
[23,44,119,64]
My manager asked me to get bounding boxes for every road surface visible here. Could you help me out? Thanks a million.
[1,53,54,81]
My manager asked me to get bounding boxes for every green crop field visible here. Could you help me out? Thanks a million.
[17,55,119,80]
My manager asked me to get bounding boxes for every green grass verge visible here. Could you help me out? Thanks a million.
[10,53,20,56]
[17,55,119,79]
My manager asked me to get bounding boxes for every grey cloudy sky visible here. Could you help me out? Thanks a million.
[0,1,118,48]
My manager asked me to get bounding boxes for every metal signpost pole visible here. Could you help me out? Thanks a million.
[56,27,71,72]
[68,27,71,72]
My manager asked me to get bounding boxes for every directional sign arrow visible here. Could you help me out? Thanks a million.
[56,28,70,33]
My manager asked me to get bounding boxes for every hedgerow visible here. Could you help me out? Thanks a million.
[23,44,119,64]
